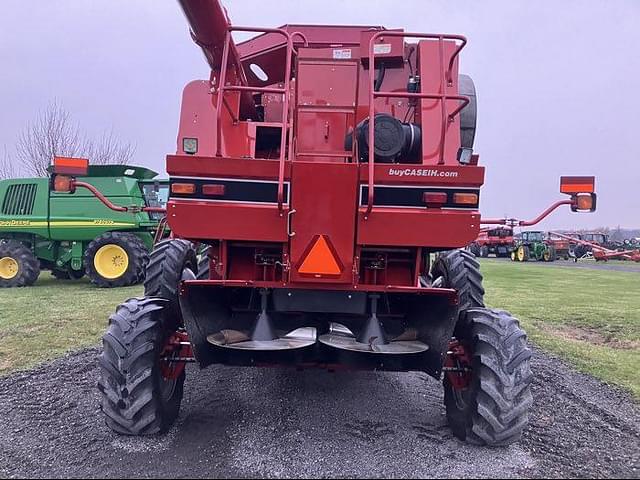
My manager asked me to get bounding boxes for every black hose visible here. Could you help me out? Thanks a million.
[407,45,416,76]
[374,62,386,92]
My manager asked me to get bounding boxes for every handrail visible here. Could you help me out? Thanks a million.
[290,31,309,47]
[215,25,294,214]
[365,31,467,219]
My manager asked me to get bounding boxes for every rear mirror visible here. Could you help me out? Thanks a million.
[571,193,597,212]
[51,174,75,193]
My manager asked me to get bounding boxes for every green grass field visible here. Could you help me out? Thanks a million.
[0,262,638,397]
[481,259,639,397]
[0,273,142,373]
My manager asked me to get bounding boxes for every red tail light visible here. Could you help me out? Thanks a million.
[423,192,447,207]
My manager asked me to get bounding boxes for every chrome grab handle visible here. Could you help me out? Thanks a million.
[287,209,297,237]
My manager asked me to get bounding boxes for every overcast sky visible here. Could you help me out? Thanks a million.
[1,1,638,229]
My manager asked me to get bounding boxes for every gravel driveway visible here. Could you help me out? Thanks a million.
[0,347,638,478]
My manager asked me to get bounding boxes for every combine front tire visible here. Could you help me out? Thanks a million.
[0,240,40,288]
[98,297,184,435]
[144,239,197,313]
[85,232,149,288]
[444,308,533,446]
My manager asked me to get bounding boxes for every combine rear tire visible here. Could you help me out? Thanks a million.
[431,249,484,314]
[85,232,149,288]
[444,308,533,446]
[0,241,40,288]
[98,297,184,435]
[144,239,197,314]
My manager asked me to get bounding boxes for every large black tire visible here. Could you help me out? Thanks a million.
[517,245,530,262]
[574,244,588,260]
[444,308,533,446]
[98,297,184,435]
[0,240,40,288]
[84,232,149,288]
[543,246,556,262]
[459,74,477,149]
[431,249,485,315]
[144,239,197,313]
[197,247,210,280]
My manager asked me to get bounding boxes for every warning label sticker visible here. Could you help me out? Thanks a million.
[373,43,392,55]
[332,48,352,59]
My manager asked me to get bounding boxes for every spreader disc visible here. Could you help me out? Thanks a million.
[319,332,429,355]
[207,327,317,351]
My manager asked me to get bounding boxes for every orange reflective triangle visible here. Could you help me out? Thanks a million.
[298,235,342,275]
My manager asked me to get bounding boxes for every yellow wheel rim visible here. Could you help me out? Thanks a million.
[0,257,19,280]
[517,246,526,262]
[94,244,129,279]
[543,250,550,261]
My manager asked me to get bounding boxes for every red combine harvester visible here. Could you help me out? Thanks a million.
[87,0,597,445]
[469,226,514,258]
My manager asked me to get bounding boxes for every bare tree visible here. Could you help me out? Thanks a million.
[0,146,17,180]
[86,130,135,166]
[16,101,135,176]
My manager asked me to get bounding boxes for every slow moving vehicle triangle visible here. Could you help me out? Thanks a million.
[298,235,341,275]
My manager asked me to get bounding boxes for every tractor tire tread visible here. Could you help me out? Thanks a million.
[445,308,533,446]
[0,240,40,288]
[144,239,197,315]
[432,249,485,315]
[97,297,184,436]
[84,232,149,288]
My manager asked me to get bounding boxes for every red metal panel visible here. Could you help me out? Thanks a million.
[357,208,480,248]
[177,81,217,157]
[168,200,288,242]
[296,110,352,156]
[418,40,461,165]
[167,156,291,181]
[297,60,358,106]
[290,162,358,284]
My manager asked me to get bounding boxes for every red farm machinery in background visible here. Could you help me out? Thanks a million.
[551,231,640,262]
[83,0,597,445]
[468,226,514,258]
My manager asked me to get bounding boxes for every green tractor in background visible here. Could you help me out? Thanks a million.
[0,165,168,288]
[510,230,556,262]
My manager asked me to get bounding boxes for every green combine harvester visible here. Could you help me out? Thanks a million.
[0,165,168,288]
